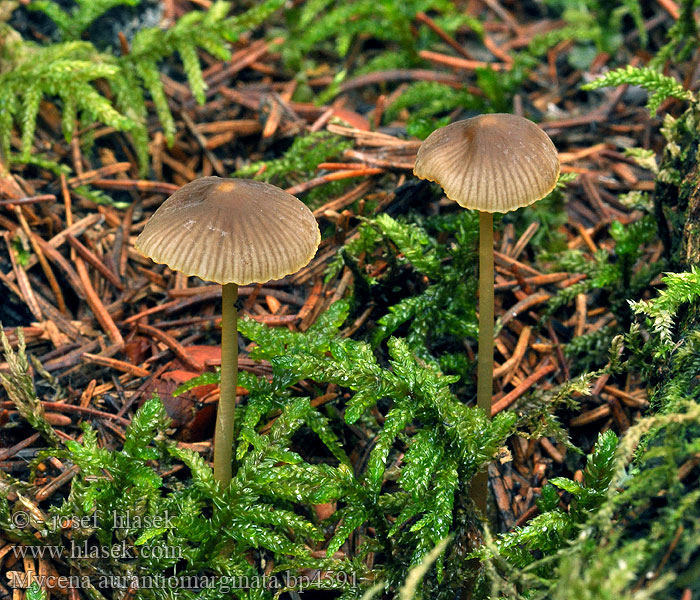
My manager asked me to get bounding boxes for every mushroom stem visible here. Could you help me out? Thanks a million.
[214,282,239,484]
[477,211,494,414]
[473,211,494,515]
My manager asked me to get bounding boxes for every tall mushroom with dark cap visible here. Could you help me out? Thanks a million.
[413,113,559,512]
[135,177,320,485]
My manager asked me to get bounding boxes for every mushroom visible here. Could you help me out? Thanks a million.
[413,113,559,511]
[135,177,320,484]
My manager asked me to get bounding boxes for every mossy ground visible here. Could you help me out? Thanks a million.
[1,1,699,599]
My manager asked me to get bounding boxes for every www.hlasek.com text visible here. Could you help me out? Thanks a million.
[11,540,182,561]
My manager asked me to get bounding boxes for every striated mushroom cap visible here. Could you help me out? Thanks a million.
[413,113,560,213]
[135,177,320,285]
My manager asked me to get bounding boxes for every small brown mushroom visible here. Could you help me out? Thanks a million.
[413,113,559,513]
[136,177,320,484]
[413,113,559,213]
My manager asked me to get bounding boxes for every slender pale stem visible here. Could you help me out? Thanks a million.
[214,282,238,485]
[473,211,494,516]
[477,211,494,414]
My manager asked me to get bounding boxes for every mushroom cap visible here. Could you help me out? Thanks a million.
[413,113,560,213]
[135,177,320,285]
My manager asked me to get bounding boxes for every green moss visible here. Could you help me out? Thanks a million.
[0,1,285,173]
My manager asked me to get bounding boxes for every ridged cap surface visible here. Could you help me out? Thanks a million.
[413,113,560,213]
[135,177,320,285]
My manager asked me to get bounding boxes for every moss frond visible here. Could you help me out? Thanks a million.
[28,0,140,40]
[582,65,695,114]
[0,0,285,173]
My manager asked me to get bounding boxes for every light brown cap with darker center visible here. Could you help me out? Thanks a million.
[413,113,560,213]
[135,177,320,285]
